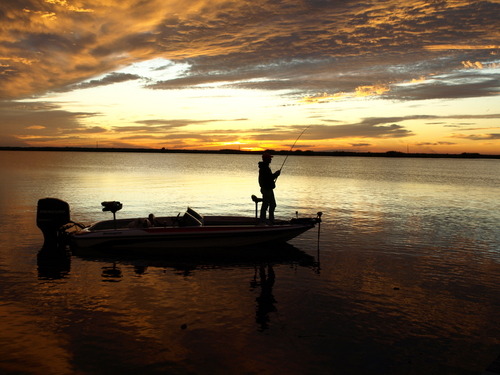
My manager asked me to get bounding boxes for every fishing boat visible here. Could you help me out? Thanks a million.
[36,197,321,255]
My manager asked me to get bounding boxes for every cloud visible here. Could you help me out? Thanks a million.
[301,84,391,103]
[1,0,499,100]
[0,100,102,145]
[0,135,30,147]
[314,114,500,141]
[1,0,499,152]
[311,122,413,140]
[114,119,215,133]
[389,75,500,101]
[152,120,415,141]
[55,72,143,92]
[350,143,371,147]
[451,133,500,141]
[119,118,249,135]
[134,119,217,127]
[462,61,484,69]
[0,101,100,130]
[415,141,456,146]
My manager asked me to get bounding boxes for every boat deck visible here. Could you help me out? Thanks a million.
[89,215,289,230]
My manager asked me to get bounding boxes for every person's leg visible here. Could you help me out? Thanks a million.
[260,188,272,221]
[260,201,269,221]
[268,190,276,223]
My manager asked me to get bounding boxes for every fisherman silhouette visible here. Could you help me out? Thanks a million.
[258,151,281,224]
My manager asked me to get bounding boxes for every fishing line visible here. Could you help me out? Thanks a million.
[279,125,310,173]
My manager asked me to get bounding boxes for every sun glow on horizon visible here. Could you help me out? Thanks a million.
[15,71,500,155]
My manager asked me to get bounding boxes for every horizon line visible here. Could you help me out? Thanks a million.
[1,146,499,159]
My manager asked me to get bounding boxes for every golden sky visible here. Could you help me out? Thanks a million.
[0,0,499,154]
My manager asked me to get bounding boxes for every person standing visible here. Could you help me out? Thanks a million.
[258,151,281,224]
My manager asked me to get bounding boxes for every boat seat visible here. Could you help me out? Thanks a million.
[127,218,151,228]
[180,207,204,227]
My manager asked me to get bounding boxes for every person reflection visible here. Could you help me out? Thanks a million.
[251,264,277,331]
[134,265,148,275]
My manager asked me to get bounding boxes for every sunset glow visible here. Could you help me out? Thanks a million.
[1,0,499,154]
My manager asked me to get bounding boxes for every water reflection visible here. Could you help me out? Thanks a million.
[4,152,498,374]
[65,245,316,334]
[133,264,148,275]
[72,242,317,270]
[37,248,71,280]
[251,264,277,331]
[101,263,123,282]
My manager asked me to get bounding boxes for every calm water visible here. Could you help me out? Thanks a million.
[0,151,499,375]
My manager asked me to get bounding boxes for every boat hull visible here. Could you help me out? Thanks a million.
[70,221,315,255]
[36,198,321,256]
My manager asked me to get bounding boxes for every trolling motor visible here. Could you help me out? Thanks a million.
[37,198,71,250]
[101,201,122,229]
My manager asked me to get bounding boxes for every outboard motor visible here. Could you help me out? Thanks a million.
[37,198,71,250]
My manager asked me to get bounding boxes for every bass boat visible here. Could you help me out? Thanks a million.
[37,197,322,255]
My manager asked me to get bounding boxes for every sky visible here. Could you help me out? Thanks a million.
[0,0,499,154]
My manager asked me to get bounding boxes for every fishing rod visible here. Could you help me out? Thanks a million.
[279,125,310,173]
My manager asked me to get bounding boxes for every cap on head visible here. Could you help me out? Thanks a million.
[262,152,273,161]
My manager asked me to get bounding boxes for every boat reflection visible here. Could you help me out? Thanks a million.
[71,242,317,270]
[37,242,319,277]
[84,244,315,331]
[37,241,320,282]
[37,243,318,333]
[37,247,71,280]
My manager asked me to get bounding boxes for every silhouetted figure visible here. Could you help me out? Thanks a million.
[253,264,277,331]
[258,151,280,224]
[148,213,164,226]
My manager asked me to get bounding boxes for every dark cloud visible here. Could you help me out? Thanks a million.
[1,0,498,100]
[415,142,456,146]
[0,135,29,147]
[55,72,143,92]
[113,114,500,147]
[0,0,499,152]
[345,114,500,127]
[149,55,500,103]
[0,101,100,132]
[121,119,248,134]
[451,133,500,140]
[133,119,215,128]
[389,74,500,101]
[310,123,413,139]
[351,143,371,147]
[126,120,414,141]
[0,100,102,145]
[64,126,107,134]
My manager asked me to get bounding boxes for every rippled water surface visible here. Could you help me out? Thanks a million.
[1,151,499,374]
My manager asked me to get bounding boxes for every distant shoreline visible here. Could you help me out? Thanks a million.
[1,146,499,159]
